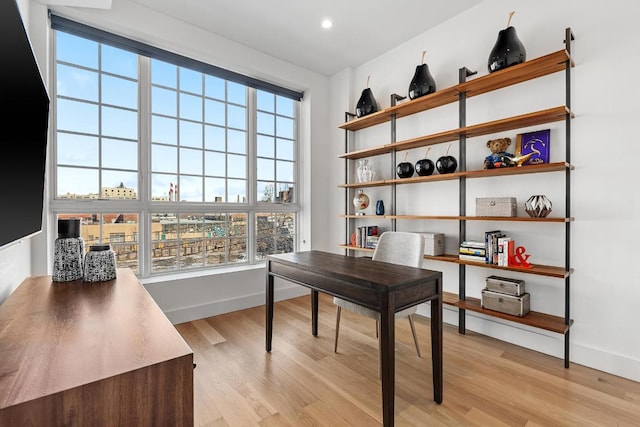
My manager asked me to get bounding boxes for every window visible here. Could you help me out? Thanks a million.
[50,20,301,277]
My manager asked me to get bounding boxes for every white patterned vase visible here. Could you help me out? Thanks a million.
[524,194,552,218]
[83,244,117,282]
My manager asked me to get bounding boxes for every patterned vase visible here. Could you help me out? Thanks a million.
[524,195,552,218]
[353,190,370,215]
[52,218,84,282]
[83,244,117,282]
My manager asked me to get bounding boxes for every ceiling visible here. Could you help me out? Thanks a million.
[123,0,483,76]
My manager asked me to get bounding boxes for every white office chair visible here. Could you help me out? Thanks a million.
[333,231,425,366]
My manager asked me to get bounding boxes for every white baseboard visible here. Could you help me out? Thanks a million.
[416,304,640,383]
[163,285,310,325]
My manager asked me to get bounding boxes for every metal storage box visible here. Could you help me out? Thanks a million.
[476,197,517,217]
[485,275,526,296]
[481,289,530,317]
[419,232,444,256]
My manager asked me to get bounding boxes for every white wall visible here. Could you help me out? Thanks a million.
[328,0,640,381]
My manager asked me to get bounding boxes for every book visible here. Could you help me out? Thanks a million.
[484,230,501,264]
[458,254,486,263]
[459,246,486,256]
[505,238,515,266]
[497,236,512,266]
[516,129,550,165]
[461,240,485,249]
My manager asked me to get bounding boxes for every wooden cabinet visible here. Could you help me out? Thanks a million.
[0,268,194,425]
[339,28,575,366]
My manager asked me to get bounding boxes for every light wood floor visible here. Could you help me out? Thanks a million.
[175,293,640,426]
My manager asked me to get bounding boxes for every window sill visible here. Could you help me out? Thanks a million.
[139,262,266,285]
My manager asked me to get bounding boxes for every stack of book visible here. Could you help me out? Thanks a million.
[459,241,486,263]
[355,225,379,249]
[459,232,515,266]
[484,230,514,266]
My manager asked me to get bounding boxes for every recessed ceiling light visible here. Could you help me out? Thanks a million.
[321,19,332,29]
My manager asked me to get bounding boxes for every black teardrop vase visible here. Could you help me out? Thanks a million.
[355,88,379,118]
[408,63,436,99]
[487,26,526,73]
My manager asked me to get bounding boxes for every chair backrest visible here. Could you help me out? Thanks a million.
[371,231,425,268]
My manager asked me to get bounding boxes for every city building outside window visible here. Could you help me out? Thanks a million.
[50,23,300,277]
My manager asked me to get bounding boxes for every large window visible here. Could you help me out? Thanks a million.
[50,22,300,277]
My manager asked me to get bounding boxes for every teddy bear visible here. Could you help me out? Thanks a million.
[483,137,514,169]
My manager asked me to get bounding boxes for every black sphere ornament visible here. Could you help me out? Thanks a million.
[436,144,457,174]
[415,147,435,176]
[396,162,414,178]
[436,156,457,174]
[415,158,435,176]
[396,152,414,178]
[355,76,379,118]
[488,11,526,73]
[408,51,436,99]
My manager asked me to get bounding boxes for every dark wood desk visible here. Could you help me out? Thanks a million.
[265,251,443,426]
[0,268,194,426]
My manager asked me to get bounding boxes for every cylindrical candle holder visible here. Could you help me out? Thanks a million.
[52,218,84,282]
[83,244,117,282]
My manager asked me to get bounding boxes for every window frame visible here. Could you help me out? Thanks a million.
[49,20,301,278]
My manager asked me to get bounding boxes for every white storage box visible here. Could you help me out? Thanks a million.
[419,232,444,256]
[476,197,517,217]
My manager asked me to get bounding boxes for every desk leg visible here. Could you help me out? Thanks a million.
[266,263,274,352]
[431,278,443,404]
[379,295,395,427]
[311,289,318,336]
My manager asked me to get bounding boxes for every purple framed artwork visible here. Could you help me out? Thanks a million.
[516,129,550,165]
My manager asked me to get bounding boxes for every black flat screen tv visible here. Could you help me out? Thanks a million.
[0,0,50,249]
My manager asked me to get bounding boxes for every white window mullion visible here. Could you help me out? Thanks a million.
[247,88,257,263]
[138,55,151,277]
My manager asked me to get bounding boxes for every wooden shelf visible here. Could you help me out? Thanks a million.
[338,162,572,189]
[461,106,573,139]
[340,107,572,160]
[457,50,574,98]
[339,88,459,131]
[338,244,374,254]
[442,292,572,334]
[387,87,460,119]
[424,254,572,278]
[442,291,460,306]
[464,161,573,179]
[338,215,385,219]
[339,50,573,133]
[388,214,573,223]
[338,179,389,189]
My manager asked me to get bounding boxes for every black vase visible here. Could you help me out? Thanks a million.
[355,88,379,118]
[408,63,436,99]
[487,26,526,73]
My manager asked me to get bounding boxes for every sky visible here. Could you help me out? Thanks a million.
[55,31,295,203]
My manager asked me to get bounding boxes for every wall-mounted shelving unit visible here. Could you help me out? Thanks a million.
[339,28,575,366]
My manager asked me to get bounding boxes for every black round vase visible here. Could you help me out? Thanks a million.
[487,26,526,73]
[355,88,379,118]
[408,63,436,99]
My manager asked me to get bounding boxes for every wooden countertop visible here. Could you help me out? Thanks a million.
[0,268,193,410]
